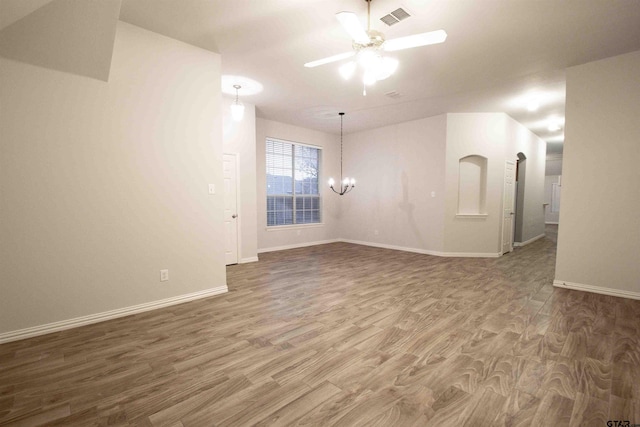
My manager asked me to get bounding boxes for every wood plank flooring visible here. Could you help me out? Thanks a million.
[1,226,639,426]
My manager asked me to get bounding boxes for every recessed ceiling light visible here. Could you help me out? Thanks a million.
[527,101,539,112]
[547,116,563,131]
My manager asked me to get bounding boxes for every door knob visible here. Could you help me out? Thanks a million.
[232,214,237,218]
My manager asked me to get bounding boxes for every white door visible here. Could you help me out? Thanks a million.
[502,160,516,254]
[223,154,239,265]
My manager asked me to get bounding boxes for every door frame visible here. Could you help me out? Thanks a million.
[501,160,516,255]
[223,152,241,265]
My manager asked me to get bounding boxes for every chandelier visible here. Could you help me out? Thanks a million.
[328,112,355,195]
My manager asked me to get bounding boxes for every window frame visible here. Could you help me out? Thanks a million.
[266,137,322,228]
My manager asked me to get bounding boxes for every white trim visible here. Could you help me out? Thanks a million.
[224,152,240,265]
[239,256,259,263]
[553,280,640,301]
[339,239,501,258]
[0,286,228,344]
[266,136,322,150]
[545,222,559,225]
[258,237,502,258]
[455,214,488,219]
[258,239,340,253]
[513,233,545,247]
[266,223,325,232]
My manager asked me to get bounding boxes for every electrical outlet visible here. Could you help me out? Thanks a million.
[208,184,215,195]
[160,269,169,282]
[431,191,436,198]
[296,230,301,236]
[374,229,379,235]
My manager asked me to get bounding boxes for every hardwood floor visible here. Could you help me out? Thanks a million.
[1,226,639,426]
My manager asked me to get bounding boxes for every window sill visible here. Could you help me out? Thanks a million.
[266,223,325,232]
[455,214,488,219]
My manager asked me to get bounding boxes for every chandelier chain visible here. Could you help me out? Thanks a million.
[340,112,344,183]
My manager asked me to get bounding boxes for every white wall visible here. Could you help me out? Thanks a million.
[506,115,547,244]
[256,118,341,251]
[443,113,546,255]
[544,176,561,224]
[545,155,563,176]
[544,155,563,224]
[444,114,507,255]
[0,21,226,337]
[555,50,640,298]
[223,98,258,263]
[339,115,448,253]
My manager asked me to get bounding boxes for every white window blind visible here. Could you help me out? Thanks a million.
[266,138,321,226]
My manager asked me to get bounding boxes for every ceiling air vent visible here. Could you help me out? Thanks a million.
[385,90,403,99]
[380,8,411,26]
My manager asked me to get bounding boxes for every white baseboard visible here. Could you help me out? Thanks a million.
[553,280,640,300]
[258,237,501,258]
[0,285,228,344]
[258,239,340,253]
[513,233,545,247]
[339,239,501,258]
[239,256,259,264]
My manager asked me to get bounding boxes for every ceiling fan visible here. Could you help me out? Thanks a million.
[304,0,447,95]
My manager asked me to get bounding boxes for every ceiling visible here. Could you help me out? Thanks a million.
[112,1,640,153]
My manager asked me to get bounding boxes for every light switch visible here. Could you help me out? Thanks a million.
[208,184,215,195]
[431,191,436,198]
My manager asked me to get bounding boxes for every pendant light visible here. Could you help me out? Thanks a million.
[328,112,355,195]
[230,84,244,121]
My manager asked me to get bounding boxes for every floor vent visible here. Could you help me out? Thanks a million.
[380,8,411,26]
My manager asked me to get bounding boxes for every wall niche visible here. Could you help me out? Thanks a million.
[457,155,487,215]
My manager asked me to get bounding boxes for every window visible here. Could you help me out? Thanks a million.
[266,138,321,226]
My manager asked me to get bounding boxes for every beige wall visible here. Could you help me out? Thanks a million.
[0,21,226,336]
[555,50,640,297]
[223,98,258,263]
[339,115,448,253]
[256,118,341,251]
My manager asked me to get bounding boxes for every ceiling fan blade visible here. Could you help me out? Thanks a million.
[383,30,447,52]
[335,11,370,45]
[304,51,355,68]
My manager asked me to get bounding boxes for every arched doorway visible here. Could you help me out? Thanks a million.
[514,152,527,244]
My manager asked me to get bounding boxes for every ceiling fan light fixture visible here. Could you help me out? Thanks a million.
[375,56,398,80]
[306,0,446,96]
[335,11,370,45]
[357,48,380,69]
[363,70,377,86]
[304,51,355,68]
[339,61,357,80]
[383,29,448,52]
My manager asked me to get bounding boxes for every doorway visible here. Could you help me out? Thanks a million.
[514,152,527,244]
[502,160,516,254]
[223,153,239,265]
